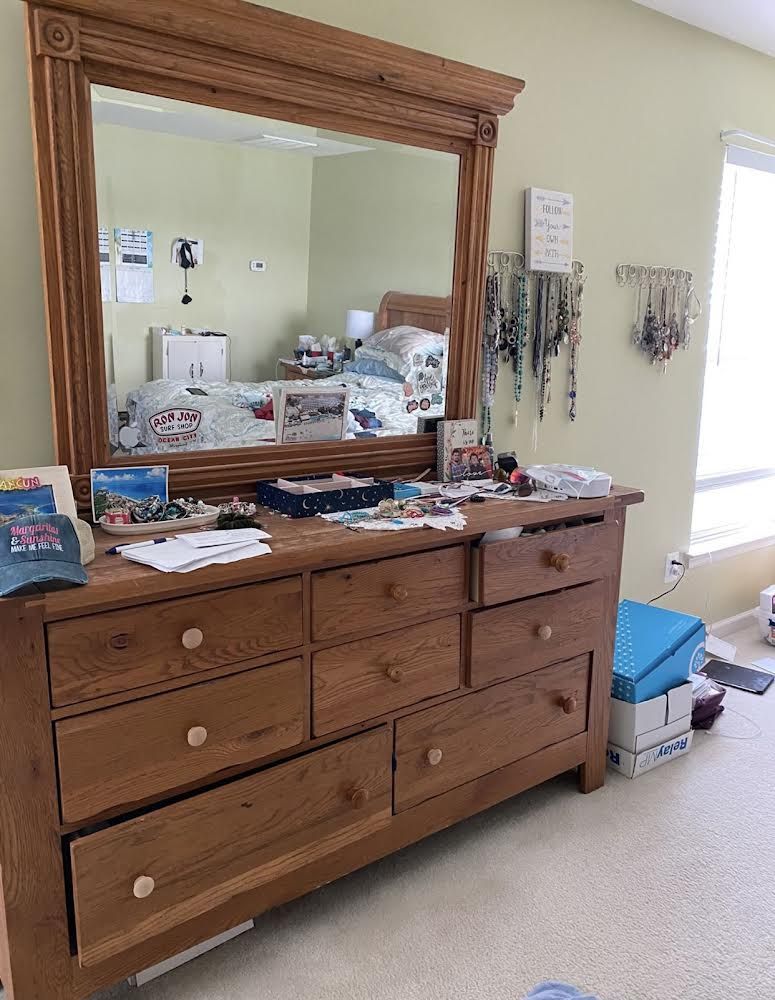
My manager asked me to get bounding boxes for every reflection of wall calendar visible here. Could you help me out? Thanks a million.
[525,187,573,274]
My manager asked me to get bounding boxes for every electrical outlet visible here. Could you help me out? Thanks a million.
[664,551,683,584]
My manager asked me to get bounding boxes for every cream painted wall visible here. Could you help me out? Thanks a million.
[4,0,775,620]
[94,122,313,404]
[306,145,458,336]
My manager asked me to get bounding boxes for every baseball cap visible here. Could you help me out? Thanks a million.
[0,514,88,597]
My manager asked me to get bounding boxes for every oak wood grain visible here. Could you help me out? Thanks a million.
[313,617,460,735]
[0,602,72,999]
[23,0,523,505]
[475,522,618,606]
[469,581,604,687]
[69,733,586,999]
[56,658,305,824]
[311,546,466,641]
[32,490,643,622]
[394,656,590,811]
[48,576,303,705]
[580,508,627,793]
[70,727,391,966]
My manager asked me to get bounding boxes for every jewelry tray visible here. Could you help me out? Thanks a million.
[256,473,392,518]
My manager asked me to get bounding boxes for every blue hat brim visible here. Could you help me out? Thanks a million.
[0,560,87,598]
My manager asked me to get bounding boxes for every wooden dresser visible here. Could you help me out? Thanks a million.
[0,487,641,998]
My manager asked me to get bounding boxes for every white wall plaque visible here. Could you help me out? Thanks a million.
[525,187,573,273]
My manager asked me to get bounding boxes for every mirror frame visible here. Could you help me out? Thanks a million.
[23,0,523,509]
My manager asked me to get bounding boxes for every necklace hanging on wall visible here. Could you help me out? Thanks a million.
[617,264,701,371]
[483,252,586,430]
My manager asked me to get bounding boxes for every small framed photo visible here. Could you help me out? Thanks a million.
[0,465,76,527]
[90,465,169,521]
[274,387,351,445]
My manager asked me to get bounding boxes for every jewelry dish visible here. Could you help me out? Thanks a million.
[98,506,219,535]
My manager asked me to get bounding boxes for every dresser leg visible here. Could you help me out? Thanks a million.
[0,601,74,998]
[578,758,604,793]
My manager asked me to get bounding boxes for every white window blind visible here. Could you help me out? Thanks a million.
[691,146,775,550]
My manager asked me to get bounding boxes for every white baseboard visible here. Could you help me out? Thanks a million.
[710,607,758,638]
[127,919,254,987]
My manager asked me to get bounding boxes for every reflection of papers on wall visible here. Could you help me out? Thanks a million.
[115,228,154,304]
[98,227,112,302]
[0,466,77,526]
[274,387,351,445]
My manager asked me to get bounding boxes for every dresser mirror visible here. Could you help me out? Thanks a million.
[93,85,459,457]
[24,0,522,507]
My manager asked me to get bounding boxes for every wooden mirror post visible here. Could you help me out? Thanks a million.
[24,0,523,509]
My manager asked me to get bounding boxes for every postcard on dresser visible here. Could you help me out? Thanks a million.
[436,419,479,481]
[274,386,350,445]
[0,465,76,526]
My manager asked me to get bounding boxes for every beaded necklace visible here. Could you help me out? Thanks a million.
[482,269,501,435]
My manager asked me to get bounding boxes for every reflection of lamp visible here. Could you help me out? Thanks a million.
[345,309,375,345]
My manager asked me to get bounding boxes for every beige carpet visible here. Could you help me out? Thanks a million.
[89,625,773,1000]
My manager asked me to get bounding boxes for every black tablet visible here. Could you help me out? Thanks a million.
[701,658,774,695]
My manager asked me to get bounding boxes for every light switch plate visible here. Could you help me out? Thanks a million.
[250,259,267,272]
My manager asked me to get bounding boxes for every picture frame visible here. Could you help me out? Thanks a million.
[0,466,77,527]
[274,387,351,446]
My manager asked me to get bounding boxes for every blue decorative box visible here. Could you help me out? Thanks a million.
[612,600,706,703]
[256,473,392,519]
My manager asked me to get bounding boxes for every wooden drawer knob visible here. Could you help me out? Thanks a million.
[561,695,578,715]
[537,624,553,641]
[349,787,370,809]
[550,553,571,573]
[385,665,404,683]
[181,627,204,650]
[187,726,208,748]
[133,876,155,899]
[389,584,408,603]
[426,748,443,766]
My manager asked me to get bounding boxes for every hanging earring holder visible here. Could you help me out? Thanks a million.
[616,263,701,371]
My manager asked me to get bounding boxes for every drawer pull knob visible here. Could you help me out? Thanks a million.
[110,633,130,650]
[133,876,155,899]
[537,624,553,641]
[550,553,571,573]
[181,627,204,650]
[349,787,370,809]
[562,695,578,715]
[187,726,208,748]
[389,584,409,603]
[426,748,443,766]
[385,665,404,683]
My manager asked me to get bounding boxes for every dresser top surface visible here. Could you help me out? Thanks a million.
[12,486,642,622]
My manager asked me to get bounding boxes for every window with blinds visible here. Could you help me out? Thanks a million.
[691,142,775,551]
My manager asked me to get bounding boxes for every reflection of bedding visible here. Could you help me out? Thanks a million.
[123,372,444,453]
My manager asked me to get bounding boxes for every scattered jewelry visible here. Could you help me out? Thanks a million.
[617,264,700,371]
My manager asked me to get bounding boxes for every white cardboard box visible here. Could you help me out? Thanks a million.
[607,730,693,779]
[608,680,692,754]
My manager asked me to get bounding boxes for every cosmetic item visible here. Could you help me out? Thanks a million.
[106,537,172,556]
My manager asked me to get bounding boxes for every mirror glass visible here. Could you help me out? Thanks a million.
[91,86,459,455]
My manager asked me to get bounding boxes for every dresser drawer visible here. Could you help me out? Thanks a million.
[48,577,303,706]
[394,656,589,811]
[311,546,466,641]
[70,727,391,967]
[469,581,604,688]
[313,616,460,736]
[474,523,616,605]
[56,658,305,824]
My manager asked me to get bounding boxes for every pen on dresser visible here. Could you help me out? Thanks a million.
[106,537,173,555]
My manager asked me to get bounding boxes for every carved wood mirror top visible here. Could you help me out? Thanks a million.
[23,0,523,507]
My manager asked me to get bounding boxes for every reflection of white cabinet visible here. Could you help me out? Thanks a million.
[152,331,230,382]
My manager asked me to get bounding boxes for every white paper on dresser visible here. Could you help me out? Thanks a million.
[122,538,271,572]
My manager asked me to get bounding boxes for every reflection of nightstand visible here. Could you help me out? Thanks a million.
[280,361,335,381]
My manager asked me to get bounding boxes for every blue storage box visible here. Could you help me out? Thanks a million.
[612,600,706,703]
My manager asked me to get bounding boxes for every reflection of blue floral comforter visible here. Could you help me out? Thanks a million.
[122,372,444,453]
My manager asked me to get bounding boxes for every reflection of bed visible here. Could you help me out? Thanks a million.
[119,291,452,454]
